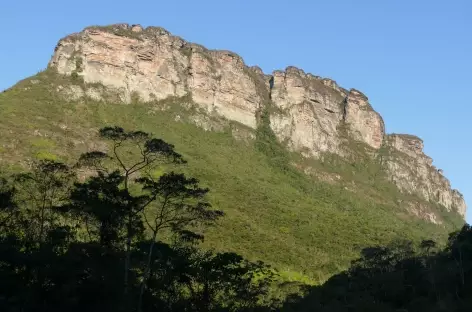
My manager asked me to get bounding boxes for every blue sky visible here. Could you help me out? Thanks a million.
[1,0,471,223]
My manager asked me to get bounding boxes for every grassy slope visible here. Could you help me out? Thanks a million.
[0,70,463,284]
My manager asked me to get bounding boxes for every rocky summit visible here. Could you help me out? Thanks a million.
[49,23,465,218]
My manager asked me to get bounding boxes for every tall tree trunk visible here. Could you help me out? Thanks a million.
[124,215,132,295]
[137,232,158,312]
[124,174,131,296]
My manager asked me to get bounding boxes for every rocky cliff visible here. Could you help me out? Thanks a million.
[49,23,466,218]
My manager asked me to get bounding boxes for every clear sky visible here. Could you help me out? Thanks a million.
[1,0,471,223]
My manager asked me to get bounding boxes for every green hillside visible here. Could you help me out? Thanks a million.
[0,69,463,283]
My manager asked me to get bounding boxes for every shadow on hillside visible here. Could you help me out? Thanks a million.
[281,225,472,312]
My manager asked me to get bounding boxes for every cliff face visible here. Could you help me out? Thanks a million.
[49,23,466,218]
[50,24,265,129]
[384,134,466,217]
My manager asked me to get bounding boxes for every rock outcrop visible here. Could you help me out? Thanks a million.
[48,23,466,218]
[269,67,346,157]
[384,134,466,216]
[50,24,265,129]
[344,89,385,149]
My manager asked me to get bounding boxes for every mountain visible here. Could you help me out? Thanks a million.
[0,23,465,282]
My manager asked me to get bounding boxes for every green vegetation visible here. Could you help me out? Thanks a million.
[284,226,472,311]
[389,133,423,141]
[0,144,275,311]
[34,151,58,161]
[1,153,471,311]
[88,24,145,40]
[0,69,464,286]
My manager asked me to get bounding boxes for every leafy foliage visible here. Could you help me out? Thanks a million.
[283,224,472,312]
[0,128,275,311]
[255,105,290,171]
[1,149,471,311]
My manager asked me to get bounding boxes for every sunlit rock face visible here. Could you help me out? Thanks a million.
[50,24,264,129]
[49,23,466,218]
[384,134,466,216]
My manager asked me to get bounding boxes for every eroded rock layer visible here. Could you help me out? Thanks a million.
[49,23,466,217]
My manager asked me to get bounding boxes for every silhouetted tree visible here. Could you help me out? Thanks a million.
[136,172,223,311]
[0,126,285,312]
[13,160,75,244]
[135,239,275,312]
[0,177,17,232]
[283,224,472,312]
[76,126,185,295]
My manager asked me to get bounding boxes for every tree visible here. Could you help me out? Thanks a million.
[13,160,75,244]
[0,177,17,232]
[136,172,224,311]
[0,126,278,312]
[68,171,129,248]
[136,240,275,312]
[76,126,186,295]
[0,161,77,312]
[184,251,274,312]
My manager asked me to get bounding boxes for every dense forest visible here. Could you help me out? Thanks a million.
[0,126,471,311]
